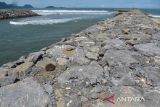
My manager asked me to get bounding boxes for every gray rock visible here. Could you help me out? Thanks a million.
[119,76,136,86]
[103,66,110,78]
[121,32,151,41]
[12,62,34,79]
[0,77,53,107]
[85,46,100,53]
[46,45,75,59]
[152,32,160,40]
[109,65,133,80]
[102,50,139,66]
[72,36,95,47]
[81,96,88,102]
[66,96,82,107]
[16,56,26,64]
[0,68,16,87]
[26,66,41,76]
[85,52,99,60]
[0,76,16,87]
[88,85,109,99]
[89,33,109,43]
[58,62,104,85]
[43,83,53,95]
[56,57,69,66]
[69,48,90,65]
[26,51,44,63]
[0,67,8,77]
[0,10,39,20]
[122,28,130,34]
[102,38,126,50]
[2,62,17,68]
[36,57,56,70]
[144,88,160,107]
[144,66,160,86]
[134,43,160,56]
[84,46,100,60]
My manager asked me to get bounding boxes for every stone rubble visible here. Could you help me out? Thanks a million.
[0,10,160,107]
[0,10,39,20]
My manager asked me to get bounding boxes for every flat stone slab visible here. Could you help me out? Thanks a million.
[134,43,160,56]
[58,62,105,85]
[102,50,139,66]
[0,77,52,107]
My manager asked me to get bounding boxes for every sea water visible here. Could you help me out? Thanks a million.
[0,9,114,65]
[0,8,159,65]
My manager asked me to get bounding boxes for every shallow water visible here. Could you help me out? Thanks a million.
[0,9,114,65]
[0,8,159,66]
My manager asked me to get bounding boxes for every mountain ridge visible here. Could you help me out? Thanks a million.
[0,2,34,9]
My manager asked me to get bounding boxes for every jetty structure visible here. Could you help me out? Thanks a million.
[0,10,39,20]
[0,10,160,107]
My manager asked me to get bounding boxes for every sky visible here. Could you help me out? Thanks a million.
[1,0,160,8]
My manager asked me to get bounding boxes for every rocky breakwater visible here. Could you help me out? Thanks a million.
[0,10,160,107]
[0,9,39,19]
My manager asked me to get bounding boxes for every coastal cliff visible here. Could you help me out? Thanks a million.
[0,10,39,20]
[0,10,160,107]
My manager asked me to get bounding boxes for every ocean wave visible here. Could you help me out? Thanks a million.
[32,10,113,15]
[148,14,160,18]
[10,18,81,25]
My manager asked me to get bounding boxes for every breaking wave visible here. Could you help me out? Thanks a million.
[32,10,113,15]
[9,18,82,25]
[148,14,160,18]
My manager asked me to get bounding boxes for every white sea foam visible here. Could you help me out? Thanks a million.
[148,14,160,18]
[10,18,81,25]
[32,10,113,15]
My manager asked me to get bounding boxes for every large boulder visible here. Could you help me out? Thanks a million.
[46,45,75,59]
[69,48,90,65]
[102,50,139,66]
[84,46,100,60]
[143,87,160,107]
[58,61,105,85]
[0,68,16,87]
[134,43,160,56]
[26,51,44,63]
[12,62,33,79]
[101,38,126,50]
[0,77,53,107]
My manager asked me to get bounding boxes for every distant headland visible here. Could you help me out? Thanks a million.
[0,2,34,9]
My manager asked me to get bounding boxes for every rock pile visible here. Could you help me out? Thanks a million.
[0,10,39,19]
[0,10,160,107]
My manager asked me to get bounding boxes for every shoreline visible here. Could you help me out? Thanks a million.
[151,17,160,27]
[0,9,39,20]
[0,10,160,107]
